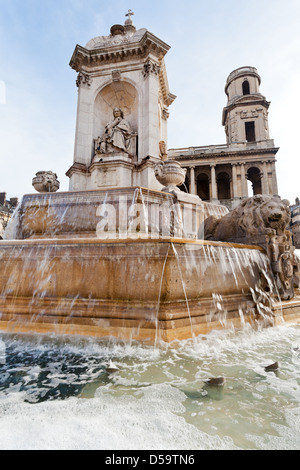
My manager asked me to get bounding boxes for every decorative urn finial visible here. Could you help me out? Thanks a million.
[154,142,186,193]
[32,171,60,193]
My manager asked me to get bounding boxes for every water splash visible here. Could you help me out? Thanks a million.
[154,244,171,347]
[0,324,299,449]
[3,199,23,240]
[171,242,195,341]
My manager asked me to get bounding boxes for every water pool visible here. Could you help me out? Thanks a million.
[0,324,299,450]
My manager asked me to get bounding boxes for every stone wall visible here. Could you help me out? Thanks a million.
[290,198,300,248]
[0,193,18,239]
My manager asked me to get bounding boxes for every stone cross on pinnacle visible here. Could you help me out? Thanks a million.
[125,9,134,21]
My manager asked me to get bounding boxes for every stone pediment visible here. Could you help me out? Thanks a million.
[69,29,171,72]
[231,93,269,105]
[84,28,148,50]
[222,94,270,125]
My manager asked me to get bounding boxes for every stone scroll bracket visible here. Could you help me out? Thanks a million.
[76,72,93,88]
[143,58,161,78]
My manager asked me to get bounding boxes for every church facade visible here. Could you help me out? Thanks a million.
[169,66,279,211]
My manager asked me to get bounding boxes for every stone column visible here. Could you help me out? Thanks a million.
[210,164,218,201]
[240,163,248,198]
[261,162,269,195]
[231,163,239,199]
[271,161,279,196]
[189,166,196,195]
[73,74,94,166]
[142,58,161,160]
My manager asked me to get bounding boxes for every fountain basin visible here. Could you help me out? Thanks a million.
[7,187,228,240]
[0,237,293,342]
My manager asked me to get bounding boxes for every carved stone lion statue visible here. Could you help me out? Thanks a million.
[32,171,60,193]
[205,195,291,242]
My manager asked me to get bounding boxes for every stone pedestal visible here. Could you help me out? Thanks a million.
[89,153,135,189]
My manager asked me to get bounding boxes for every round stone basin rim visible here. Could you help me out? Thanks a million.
[0,237,265,251]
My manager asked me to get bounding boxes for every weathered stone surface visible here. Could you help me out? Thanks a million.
[95,107,135,157]
[32,171,60,193]
[205,195,299,300]
[154,160,187,192]
[204,195,291,242]
[7,187,207,241]
[0,238,282,342]
[67,13,176,193]
[290,198,300,248]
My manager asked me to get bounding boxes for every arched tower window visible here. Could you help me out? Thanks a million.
[242,80,250,95]
[247,167,262,195]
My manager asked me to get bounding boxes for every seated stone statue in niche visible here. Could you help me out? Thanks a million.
[97,107,134,155]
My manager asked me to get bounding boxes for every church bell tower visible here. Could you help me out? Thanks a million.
[222,66,270,144]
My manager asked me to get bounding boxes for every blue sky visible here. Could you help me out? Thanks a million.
[1,0,300,202]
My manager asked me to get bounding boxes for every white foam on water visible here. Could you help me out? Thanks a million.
[0,384,237,450]
[245,406,300,450]
[0,325,299,450]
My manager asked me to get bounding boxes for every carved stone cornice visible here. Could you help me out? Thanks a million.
[175,154,278,165]
[170,145,279,161]
[65,162,89,178]
[69,31,171,72]
[170,151,279,171]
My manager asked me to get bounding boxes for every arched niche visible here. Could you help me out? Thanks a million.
[247,166,262,195]
[197,173,210,201]
[242,79,250,95]
[93,81,139,142]
[217,172,231,200]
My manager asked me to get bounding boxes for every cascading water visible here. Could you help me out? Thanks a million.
[0,187,289,343]
[1,187,299,451]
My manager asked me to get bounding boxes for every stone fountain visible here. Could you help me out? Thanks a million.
[0,13,299,343]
